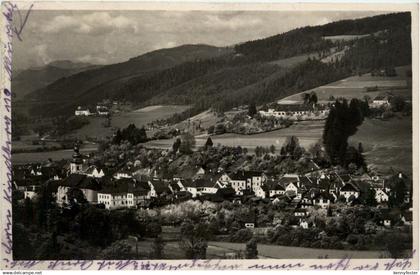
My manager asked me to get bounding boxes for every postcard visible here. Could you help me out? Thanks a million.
[1,1,418,271]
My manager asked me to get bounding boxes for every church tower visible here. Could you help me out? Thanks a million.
[70,144,83,174]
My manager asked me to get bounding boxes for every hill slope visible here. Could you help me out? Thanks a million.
[12,61,96,100]
[23,12,411,119]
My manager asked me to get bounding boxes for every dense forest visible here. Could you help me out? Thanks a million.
[24,12,411,119]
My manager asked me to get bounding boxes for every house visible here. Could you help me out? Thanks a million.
[401,211,413,226]
[114,167,134,179]
[183,177,221,198]
[299,219,309,229]
[229,171,248,195]
[285,182,299,196]
[97,178,149,210]
[375,189,389,203]
[280,174,314,195]
[148,179,170,198]
[96,105,109,116]
[244,223,255,229]
[242,171,267,193]
[56,174,102,205]
[84,165,105,178]
[216,172,231,186]
[24,185,41,200]
[339,182,360,202]
[254,185,267,199]
[259,104,329,121]
[312,192,333,209]
[75,106,92,116]
[266,180,286,197]
[370,95,391,108]
[294,208,308,217]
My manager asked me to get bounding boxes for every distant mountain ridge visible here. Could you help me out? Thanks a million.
[12,60,98,100]
[20,12,411,119]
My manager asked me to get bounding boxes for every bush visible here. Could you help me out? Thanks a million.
[230,228,253,242]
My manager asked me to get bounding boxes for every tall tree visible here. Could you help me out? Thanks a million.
[245,238,258,259]
[204,137,213,149]
[179,132,196,154]
[248,102,257,118]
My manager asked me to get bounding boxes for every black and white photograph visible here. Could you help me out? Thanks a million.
[3,1,418,268]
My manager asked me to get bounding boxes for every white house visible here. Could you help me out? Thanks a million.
[259,104,329,121]
[313,193,332,209]
[75,106,92,116]
[375,189,389,203]
[113,168,133,179]
[370,95,390,108]
[285,182,299,196]
[84,165,105,178]
[24,185,40,200]
[339,182,360,202]
[97,179,149,210]
[96,105,109,116]
[299,219,309,229]
[229,172,248,195]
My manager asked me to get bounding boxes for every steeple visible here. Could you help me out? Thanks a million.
[70,143,83,174]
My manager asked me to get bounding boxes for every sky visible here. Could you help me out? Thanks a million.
[12,10,388,71]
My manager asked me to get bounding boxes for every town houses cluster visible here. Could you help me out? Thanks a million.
[13,145,412,230]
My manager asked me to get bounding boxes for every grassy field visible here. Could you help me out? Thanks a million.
[129,239,384,259]
[322,34,369,42]
[70,105,191,140]
[12,143,98,164]
[350,116,412,174]
[207,241,384,259]
[269,53,319,68]
[146,120,325,151]
[279,65,412,103]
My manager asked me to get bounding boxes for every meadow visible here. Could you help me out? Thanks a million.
[279,65,411,103]
[127,238,384,259]
[146,120,325,151]
[349,116,412,174]
[12,143,98,164]
[70,105,191,140]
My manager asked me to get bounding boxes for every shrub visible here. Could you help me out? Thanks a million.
[230,228,253,242]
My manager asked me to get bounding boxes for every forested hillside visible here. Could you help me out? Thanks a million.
[23,12,411,119]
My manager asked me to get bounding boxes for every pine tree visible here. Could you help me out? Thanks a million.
[205,137,213,149]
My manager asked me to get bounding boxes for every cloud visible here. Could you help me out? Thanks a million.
[76,54,108,65]
[32,44,52,65]
[40,12,137,35]
[202,14,263,31]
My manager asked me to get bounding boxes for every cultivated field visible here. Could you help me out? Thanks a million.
[349,116,412,174]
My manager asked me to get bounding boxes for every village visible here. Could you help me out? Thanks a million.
[13,134,412,244]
